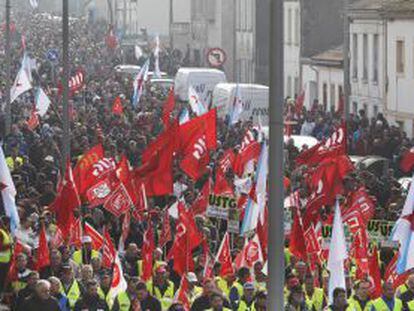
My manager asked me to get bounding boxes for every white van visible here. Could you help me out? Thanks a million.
[212,83,269,125]
[174,68,227,104]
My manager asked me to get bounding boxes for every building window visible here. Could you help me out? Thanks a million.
[352,34,358,79]
[295,9,300,45]
[396,40,405,74]
[373,34,379,83]
[294,77,299,96]
[323,83,328,110]
[373,105,378,117]
[287,8,292,44]
[287,76,292,97]
[363,34,368,81]
[330,84,336,110]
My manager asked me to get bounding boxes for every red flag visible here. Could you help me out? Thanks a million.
[119,212,131,250]
[57,69,85,96]
[256,207,268,262]
[400,147,414,173]
[295,90,305,115]
[103,183,132,217]
[296,124,347,166]
[219,149,235,173]
[86,177,114,208]
[68,218,82,248]
[159,211,172,247]
[192,179,211,216]
[35,223,50,271]
[73,144,105,195]
[141,226,155,281]
[367,245,382,299]
[289,207,307,261]
[102,228,116,269]
[84,222,104,250]
[131,183,148,221]
[116,155,139,206]
[162,89,175,127]
[50,227,64,249]
[236,234,263,269]
[106,25,118,50]
[136,122,178,196]
[175,276,191,311]
[343,186,375,224]
[213,166,234,196]
[303,224,322,271]
[27,107,39,130]
[50,162,80,237]
[112,96,123,116]
[384,251,411,289]
[215,233,234,276]
[233,130,261,176]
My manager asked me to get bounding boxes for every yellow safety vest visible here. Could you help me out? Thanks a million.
[347,297,373,311]
[232,281,244,299]
[216,276,231,298]
[116,292,131,311]
[72,249,100,265]
[206,308,232,311]
[407,300,414,310]
[306,287,325,311]
[372,297,403,311]
[0,229,12,263]
[397,284,408,297]
[238,299,256,311]
[147,280,175,310]
[63,280,81,309]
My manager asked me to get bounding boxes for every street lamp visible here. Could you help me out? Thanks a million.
[62,0,70,172]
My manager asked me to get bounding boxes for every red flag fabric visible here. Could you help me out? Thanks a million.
[119,211,131,249]
[303,224,322,271]
[58,69,85,96]
[50,227,64,249]
[384,252,411,290]
[213,166,234,196]
[159,211,172,247]
[85,177,114,208]
[50,162,80,237]
[84,222,104,250]
[73,144,105,195]
[106,25,118,50]
[112,96,123,116]
[367,245,382,299]
[162,89,175,127]
[256,207,268,262]
[296,124,347,166]
[131,183,148,221]
[27,107,39,130]
[289,207,307,261]
[219,149,235,174]
[141,226,155,281]
[400,147,414,173]
[343,186,375,224]
[233,130,261,176]
[102,228,116,269]
[295,90,305,115]
[180,132,210,180]
[136,122,178,196]
[192,179,210,216]
[103,183,132,217]
[215,233,234,276]
[236,234,264,269]
[175,276,191,311]
[68,218,82,248]
[35,223,50,271]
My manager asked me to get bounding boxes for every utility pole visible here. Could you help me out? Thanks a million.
[123,0,127,36]
[343,0,351,120]
[268,0,285,309]
[169,0,174,48]
[5,0,11,135]
[62,0,70,173]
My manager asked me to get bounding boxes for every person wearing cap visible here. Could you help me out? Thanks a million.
[237,282,256,311]
[72,235,100,265]
[14,271,40,310]
[187,272,202,303]
[74,279,108,311]
[347,280,373,311]
[49,276,70,311]
[229,267,251,310]
[147,265,175,310]
[18,279,60,311]
[371,281,403,311]
[285,285,309,311]
[304,273,326,311]
[61,264,84,309]
[191,278,232,311]
[326,287,352,311]
[0,216,12,294]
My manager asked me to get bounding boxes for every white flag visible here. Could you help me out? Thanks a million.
[188,86,206,116]
[153,35,162,79]
[107,252,127,308]
[229,84,243,125]
[29,0,38,9]
[0,145,20,233]
[327,200,348,304]
[35,88,51,117]
[10,66,32,104]
[135,45,143,60]
[21,53,36,83]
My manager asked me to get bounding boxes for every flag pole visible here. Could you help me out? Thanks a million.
[62,0,70,173]
[5,0,11,135]
[268,0,284,309]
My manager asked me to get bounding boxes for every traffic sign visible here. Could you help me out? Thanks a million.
[46,49,59,62]
[207,47,227,67]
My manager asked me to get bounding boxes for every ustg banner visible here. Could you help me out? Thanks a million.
[206,194,236,219]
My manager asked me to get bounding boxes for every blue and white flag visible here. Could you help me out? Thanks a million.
[35,87,51,117]
[229,84,243,125]
[0,145,20,233]
[188,86,207,116]
[179,108,190,125]
[240,142,268,235]
[153,35,162,79]
[392,173,414,274]
[132,59,149,108]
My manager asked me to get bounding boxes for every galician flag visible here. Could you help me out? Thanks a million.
[132,59,149,108]
[153,35,162,79]
[327,199,348,304]
[10,65,32,103]
[188,86,207,116]
[392,173,414,274]
[35,88,51,117]
[229,84,243,125]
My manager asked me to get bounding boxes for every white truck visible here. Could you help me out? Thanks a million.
[174,68,227,105]
[212,83,269,125]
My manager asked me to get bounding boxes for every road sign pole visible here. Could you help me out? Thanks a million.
[62,0,70,173]
[268,0,285,309]
[5,0,11,135]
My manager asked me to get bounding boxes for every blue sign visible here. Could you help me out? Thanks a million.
[46,49,59,62]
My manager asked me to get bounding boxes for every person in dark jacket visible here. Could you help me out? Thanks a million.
[19,279,60,311]
[136,280,162,311]
[14,271,39,310]
[74,279,109,311]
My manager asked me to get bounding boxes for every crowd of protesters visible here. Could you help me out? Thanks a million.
[0,6,414,311]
